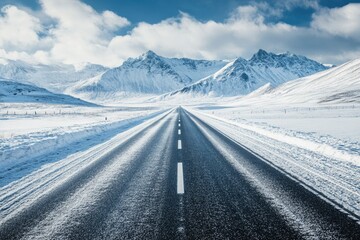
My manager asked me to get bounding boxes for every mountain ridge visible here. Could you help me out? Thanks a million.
[0,79,96,106]
[0,59,108,93]
[166,49,328,97]
[69,51,228,100]
[1,50,329,102]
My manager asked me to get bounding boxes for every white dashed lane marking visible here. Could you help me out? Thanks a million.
[177,163,184,194]
[178,140,182,149]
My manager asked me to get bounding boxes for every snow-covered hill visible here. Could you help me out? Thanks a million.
[0,80,95,106]
[69,51,227,99]
[241,58,360,105]
[168,49,327,97]
[0,59,108,93]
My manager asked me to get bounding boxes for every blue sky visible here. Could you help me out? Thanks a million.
[84,0,356,26]
[4,0,353,25]
[0,0,359,66]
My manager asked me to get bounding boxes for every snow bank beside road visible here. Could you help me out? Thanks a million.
[186,108,360,220]
[0,110,167,179]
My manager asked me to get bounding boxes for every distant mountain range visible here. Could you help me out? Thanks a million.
[239,58,360,105]
[0,50,330,104]
[0,59,108,93]
[166,49,328,97]
[68,50,228,100]
[0,79,95,106]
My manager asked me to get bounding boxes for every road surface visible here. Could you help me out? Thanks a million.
[0,108,359,239]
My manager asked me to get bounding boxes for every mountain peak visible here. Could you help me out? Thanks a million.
[283,51,293,56]
[257,49,268,55]
[170,49,328,97]
[121,50,164,68]
[253,49,270,58]
[249,49,276,65]
[233,57,247,65]
[142,50,159,59]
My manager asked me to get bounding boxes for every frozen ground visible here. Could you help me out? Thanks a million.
[0,103,159,137]
[197,104,360,142]
[189,103,360,218]
[250,117,360,143]
[0,102,167,186]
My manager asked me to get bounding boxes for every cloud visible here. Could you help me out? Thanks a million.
[39,0,130,66]
[311,3,360,40]
[0,0,130,66]
[0,0,359,67]
[250,0,320,19]
[279,0,320,11]
[102,10,130,30]
[109,9,285,61]
[108,4,360,65]
[0,5,42,51]
[230,5,265,22]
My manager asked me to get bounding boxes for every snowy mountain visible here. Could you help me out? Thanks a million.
[0,59,108,93]
[168,49,328,97]
[242,58,360,105]
[69,51,227,99]
[1,50,330,102]
[0,79,96,106]
[0,59,37,81]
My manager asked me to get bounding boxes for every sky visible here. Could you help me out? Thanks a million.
[0,0,359,67]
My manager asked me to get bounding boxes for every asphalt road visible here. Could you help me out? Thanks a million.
[0,108,359,239]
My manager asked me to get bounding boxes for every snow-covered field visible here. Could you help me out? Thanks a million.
[0,102,167,186]
[188,104,360,218]
[197,104,360,142]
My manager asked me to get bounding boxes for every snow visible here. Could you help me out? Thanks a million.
[0,59,108,93]
[0,102,167,186]
[0,80,94,105]
[69,51,227,101]
[167,49,327,97]
[0,50,329,104]
[236,58,360,105]
[249,117,360,143]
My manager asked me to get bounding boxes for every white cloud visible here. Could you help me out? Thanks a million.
[107,3,359,65]
[0,0,130,66]
[0,5,42,51]
[39,0,130,66]
[248,0,320,19]
[0,49,34,62]
[230,5,264,22]
[0,0,358,67]
[102,10,130,30]
[107,6,359,65]
[109,10,280,61]
[311,3,360,40]
[280,0,320,10]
